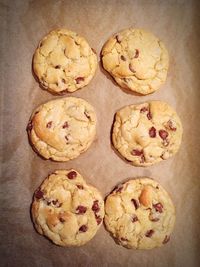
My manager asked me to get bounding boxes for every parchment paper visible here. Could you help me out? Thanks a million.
[1,0,200,266]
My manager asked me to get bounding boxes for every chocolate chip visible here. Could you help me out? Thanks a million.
[67,171,77,180]
[153,203,163,213]
[26,121,33,131]
[46,121,52,128]
[47,201,51,206]
[59,217,65,223]
[52,199,58,206]
[147,112,152,120]
[79,225,88,232]
[62,121,69,128]
[140,107,148,113]
[134,49,139,58]
[35,189,44,199]
[75,77,84,84]
[159,130,168,140]
[132,214,138,223]
[55,65,61,69]
[131,198,139,210]
[149,127,156,138]
[77,184,84,190]
[92,200,100,213]
[120,55,126,61]
[95,214,102,225]
[163,235,170,244]
[145,229,154,238]
[131,149,143,156]
[76,205,87,214]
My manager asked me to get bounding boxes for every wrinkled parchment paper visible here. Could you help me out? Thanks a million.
[1,0,200,266]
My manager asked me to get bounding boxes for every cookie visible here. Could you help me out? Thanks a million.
[101,28,169,95]
[33,29,97,94]
[104,178,175,249]
[31,169,104,246]
[27,97,96,161]
[112,101,182,166]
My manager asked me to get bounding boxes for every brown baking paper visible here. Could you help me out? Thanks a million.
[1,0,200,266]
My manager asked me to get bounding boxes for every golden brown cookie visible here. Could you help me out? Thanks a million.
[112,101,183,166]
[102,28,169,95]
[27,97,96,161]
[33,29,97,94]
[104,178,175,249]
[31,169,104,246]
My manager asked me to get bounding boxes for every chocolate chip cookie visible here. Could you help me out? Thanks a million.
[31,169,104,246]
[112,101,182,166]
[101,28,169,95]
[104,178,175,249]
[33,29,97,94]
[27,97,96,161]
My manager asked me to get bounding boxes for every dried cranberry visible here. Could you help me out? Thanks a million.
[153,203,163,213]
[62,121,69,128]
[92,200,100,213]
[159,129,168,140]
[149,127,156,138]
[75,77,84,84]
[131,199,139,210]
[132,214,138,223]
[67,171,77,180]
[163,235,170,244]
[131,149,143,156]
[35,189,44,199]
[134,49,139,58]
[79,225,88,232]
[46,121,52,128]
[76,205,87,214]
[145,229,154,238]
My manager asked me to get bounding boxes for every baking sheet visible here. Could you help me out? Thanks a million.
[1,0,200,266]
